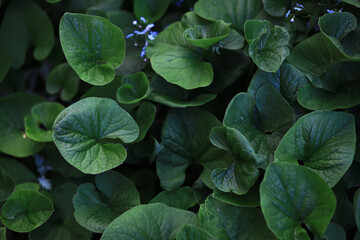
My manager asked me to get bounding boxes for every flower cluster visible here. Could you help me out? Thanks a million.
[286,3,304,22]
[126,17,158,61]
[35,154,52,190]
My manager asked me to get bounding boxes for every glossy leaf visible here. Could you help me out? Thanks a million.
[147,22,213,90]
[184,20,230,48]
[25,102,65,142]
[59,13,126,85]
[0,92,45,157]
[101,203,198,240]
[262,0,288,17]
[46,63,80,101]
[0,190,54,233]
[134,101,156,142]
[260,163,336,239]
[199,196,275,239]
[213,184,260,207]
[73,171,140,233]
[275,111,356,187]
[116,72,149,104]
[244,20,290,72]
[52,97,139,174]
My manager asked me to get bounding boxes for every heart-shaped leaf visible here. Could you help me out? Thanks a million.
[73,171,140,233]
[147,22,213,90]
[46,63,80,101]
[25,102,65,142]
[0,190,54,233]
[116,72,149,104]
[52,97,139,174]
[244,20,290,72]
[260,163,336,239]
[0,92,45,157]
[274,111,356,187]
[59,13,126,85]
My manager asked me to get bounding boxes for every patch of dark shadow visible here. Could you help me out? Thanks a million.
[98,138,123,144]
[38,123,48,131]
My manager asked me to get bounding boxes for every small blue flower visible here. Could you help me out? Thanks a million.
[140,17,146,23]
[132,20,138,25]
[126,33,134,38]
[285,10,291,18]
[327,9,335,13]
[38,176,52,190]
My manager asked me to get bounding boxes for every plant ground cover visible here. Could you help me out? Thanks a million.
[0,0,360,239]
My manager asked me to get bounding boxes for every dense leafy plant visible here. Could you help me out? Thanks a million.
[0,0,359,239]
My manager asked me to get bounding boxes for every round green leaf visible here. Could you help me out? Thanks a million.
[25,102,65,142]
[147,22,213,90]
[73,171,140,233]
[0,92,45,157]
[46,63,80,101]
[244,20,290,73]
[52,97,139,174]
[116,72,149,104]
[0,190,54,233]
[184,20,230,48]
[198,196,275,239]
[274,111,356,187]
[260,162,336,239]
[101,203,198,240]
[134,0,170,24]
[59,13,126,85]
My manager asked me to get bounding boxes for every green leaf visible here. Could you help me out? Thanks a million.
[297,83,360,111]
[25,102,65,142]
[261,0,289,17]
[318,12,360,59]
[81,76,122,101]
[248,61,309,105]
[134,101,156,142]
[184,20,230,48]
[260,162,336,239]
[0,0,54,68]
[116,72,149,104]
[219,29,245,50]
[213,183,260,207]
[134,0,170,24]
[194,0,263,32]
[148,75,216,108]
[73,171,140,233]
[0,227,5,240]
[0,190,54,233]
[0,92,45,157]
[274,111,356,187]
[46,63,80,101]
[0,167,14,202]
[101,203,198,240]
[147,22,213,90]
[255,84,295,132]
[15,182,40,191]
[199,196,275,239]
[314,222,346,240]
[59,13,126,85]
[156,108,221,190]
[52,97,139,174]
[0,157,36,184]
[177,225,217,240]
[68,0,124,12]
[244,20,290,72]
[150,187,196,210]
